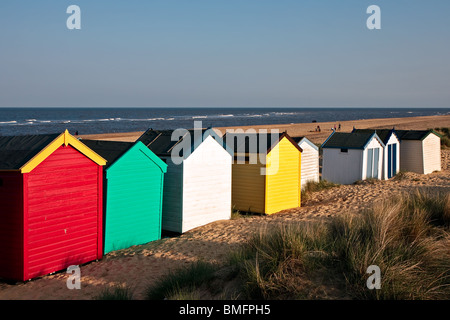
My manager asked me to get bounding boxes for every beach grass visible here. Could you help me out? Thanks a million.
[237,189,450,300]
[95,284,134,300]
[145,261,218,300]
[353,177,381,185]
[233,222,337,299]
[301,180,340,203]
[434,127,450,148]
[231,209,254,220]
[150,189,450,300]
[328,190,449,299]
[231,209,242,220]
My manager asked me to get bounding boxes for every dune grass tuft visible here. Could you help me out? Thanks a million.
[233,189,450,300]
[301,180,340,203]
[95,284,134,300]
[145,261,218,300]
[144,189,449,300]
[434,127,450,148]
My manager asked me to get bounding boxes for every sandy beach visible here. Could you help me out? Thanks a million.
[0,114,449,300]
[79,114,450,145]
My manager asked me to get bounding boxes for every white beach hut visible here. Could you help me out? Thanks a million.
[352,129,400,180]
[321,131,385,185]
[394,130,441,174]
[292,136,319,187]
[137,128,232,233]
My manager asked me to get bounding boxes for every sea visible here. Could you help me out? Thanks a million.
[0,107,448,136]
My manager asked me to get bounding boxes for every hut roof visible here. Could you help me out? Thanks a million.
[322,132,384,149]
[291,136,305,144]
[81,140,134,168]
[291,136,318,151]
[351,128,398,145]
[138,129,185,156]
[0,133,61,170]
[137,128,230,158]
[82,139,167,172]
[0,131,106,172]
[394,130,441,141]
[223,132,303,154]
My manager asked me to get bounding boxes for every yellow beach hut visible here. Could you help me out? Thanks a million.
[223,131,302,215]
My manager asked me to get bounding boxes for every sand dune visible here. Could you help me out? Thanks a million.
[0,115,449,300]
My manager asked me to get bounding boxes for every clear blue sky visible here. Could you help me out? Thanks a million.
[0,0,449,108]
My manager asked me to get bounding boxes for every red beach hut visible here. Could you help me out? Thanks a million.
[0,130,106,281]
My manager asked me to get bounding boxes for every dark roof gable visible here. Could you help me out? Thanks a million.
[0,133,60,170]
[291,136,305,144]
[351,128,398,145]
[81,140,134,168]
[137,128,226,157]
[322,132,382,149]
[394,130,441,141]
[223,132,302,154]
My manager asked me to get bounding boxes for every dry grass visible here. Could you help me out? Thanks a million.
[301,180,340,203]
[328,189,450,299]
[145,261,219,300]
[434,127,450,148]
[143,189,450,300]
[95,284,135,300]
[233,189,450,300]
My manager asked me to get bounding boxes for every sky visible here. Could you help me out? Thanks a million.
[0,0,449,108]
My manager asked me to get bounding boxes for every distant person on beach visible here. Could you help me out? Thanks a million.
[338,123,341,131]
[75,131,79,135]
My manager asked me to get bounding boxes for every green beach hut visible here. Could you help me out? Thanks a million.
[82,139,168,254]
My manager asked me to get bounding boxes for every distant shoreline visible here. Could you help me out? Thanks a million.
[79,114,450,145]
[2,107,448,137]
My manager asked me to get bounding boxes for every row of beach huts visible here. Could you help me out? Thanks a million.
[0,127,442,281]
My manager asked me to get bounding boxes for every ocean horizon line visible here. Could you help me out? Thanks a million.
[1,107,448,136]
[1,106,449,109]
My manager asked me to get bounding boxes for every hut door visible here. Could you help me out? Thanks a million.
[388,145,393,179]
[392,144,397,176]
[387,144,397,179]
[373,148,379,179]
[366,148,373,178]
[366,148,380,179]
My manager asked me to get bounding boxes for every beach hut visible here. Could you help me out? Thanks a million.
[137,128,232,234]
[394,130,441,174]
[0,130,106,281]
[352,129,400,180]
[292,137,319,187]
[321,131,385,185]
[81,140,167,254]
[223,131,302,215]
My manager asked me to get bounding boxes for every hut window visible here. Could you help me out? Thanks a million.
[340,148,348,153]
